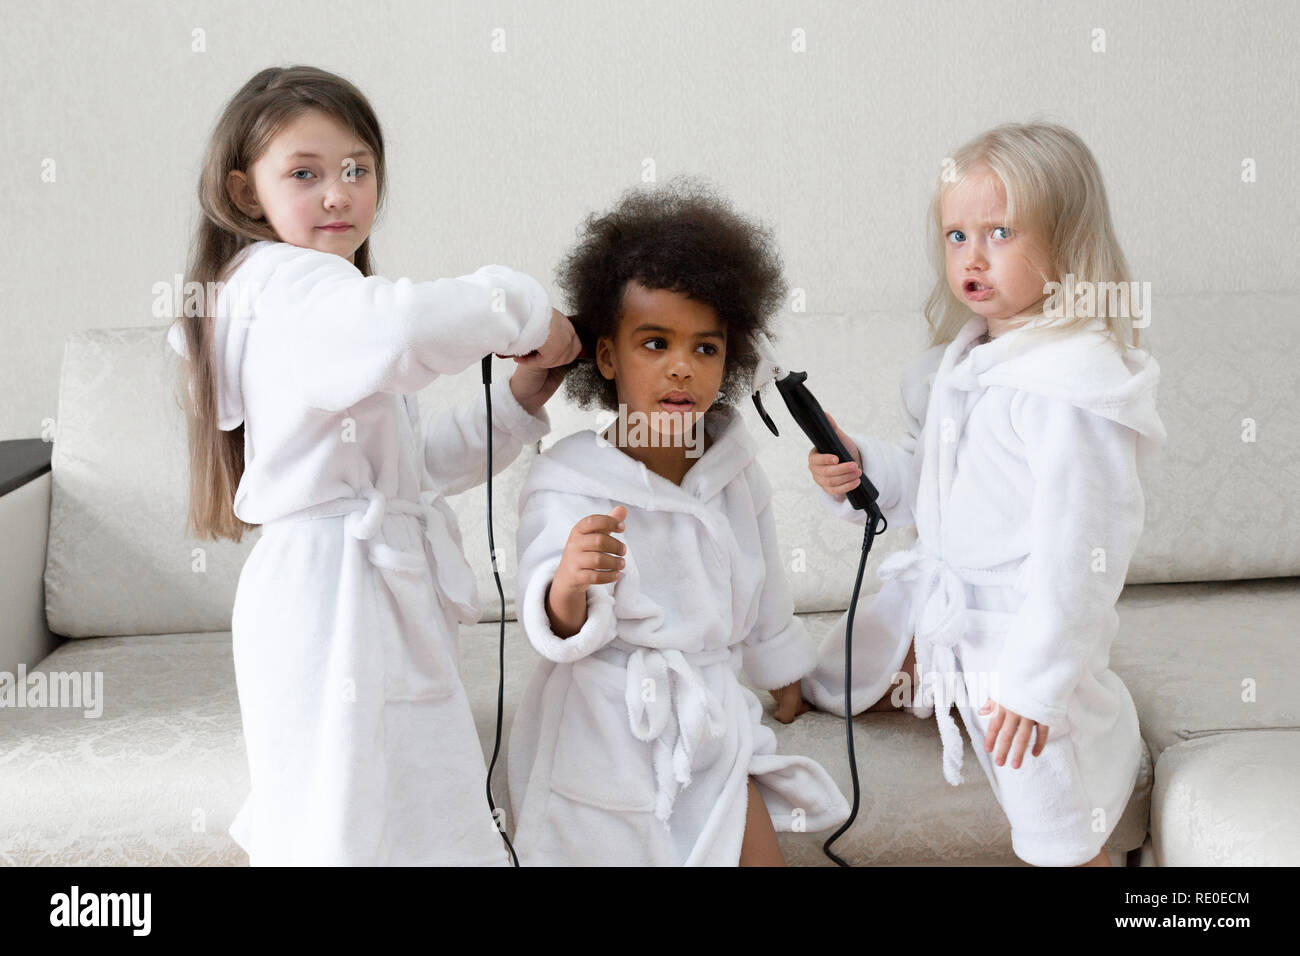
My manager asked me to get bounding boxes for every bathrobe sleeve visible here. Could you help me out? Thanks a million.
[515,487,620,662]
[740,462,818,690]
[818,352,932,530]
[991,392,1146,729]
[255,245,554,412]
[422,378,552,498]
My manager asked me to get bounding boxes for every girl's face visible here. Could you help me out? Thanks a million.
[595,281,727,443]
[227,110,378,264]
[942,166,1053,336]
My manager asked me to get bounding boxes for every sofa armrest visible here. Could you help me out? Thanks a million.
[0,439,62,672]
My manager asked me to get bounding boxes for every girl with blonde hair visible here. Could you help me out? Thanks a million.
[803,120,1166,867]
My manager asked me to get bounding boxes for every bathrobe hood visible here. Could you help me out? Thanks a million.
[946,313,1167,464]
[520,402,759,514]
[166,240,277,431]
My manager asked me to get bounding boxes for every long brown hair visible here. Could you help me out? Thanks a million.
[171,66,387,542]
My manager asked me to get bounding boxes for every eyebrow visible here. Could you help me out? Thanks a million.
[631,323,726,340]
[285,149,374,161]
[942,220,1005,230]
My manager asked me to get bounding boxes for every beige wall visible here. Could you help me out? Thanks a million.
[2,0,1296,440]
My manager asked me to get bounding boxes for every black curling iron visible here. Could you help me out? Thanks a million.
[751,333,883,516]
[750,331,888,867]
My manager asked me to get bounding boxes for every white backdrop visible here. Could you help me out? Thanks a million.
[2,0,1296,440]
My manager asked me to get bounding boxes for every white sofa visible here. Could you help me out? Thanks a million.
[3,292,1298,866]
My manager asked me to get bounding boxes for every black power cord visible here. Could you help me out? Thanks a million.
[481,355,520,867]
[750,340,889,867]
[821,513,885,867]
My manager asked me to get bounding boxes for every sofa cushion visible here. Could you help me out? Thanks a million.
[2,609,1147,866]
[1109,578,1300,761]
[1151,730,1300,865]
[12,578,1273,866]
[43,328,545,637]
[1134,292,1300,583]
[45,329,258,638]
[0,631,247,865]
[48,294,1300,639]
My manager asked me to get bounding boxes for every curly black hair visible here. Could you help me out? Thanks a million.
[556,175,788,412]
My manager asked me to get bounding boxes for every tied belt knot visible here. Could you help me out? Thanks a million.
[876,547,1021,787]
[620,644,735,823]
[264,487,481,625]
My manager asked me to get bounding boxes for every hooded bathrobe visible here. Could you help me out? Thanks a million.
[801,313,1166,866]
[506,405,852,865]
[167,240,555,865]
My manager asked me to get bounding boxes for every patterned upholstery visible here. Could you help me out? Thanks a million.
[10,290,1298,865]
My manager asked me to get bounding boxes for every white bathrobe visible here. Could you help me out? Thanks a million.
[801,312,1167,867]
[167,240,555,865]
[506,405,851,865]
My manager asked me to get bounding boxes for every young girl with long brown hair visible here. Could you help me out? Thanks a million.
[168,65,577,865]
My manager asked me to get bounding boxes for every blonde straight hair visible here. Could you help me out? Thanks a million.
[170,66,387,542]
[922,121,1141,353]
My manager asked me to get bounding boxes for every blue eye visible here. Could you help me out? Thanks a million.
[291,169,315,181]
[992,226,1011,240]
[946,229,966,244]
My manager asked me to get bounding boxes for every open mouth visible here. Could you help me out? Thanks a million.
[963,278,993,300]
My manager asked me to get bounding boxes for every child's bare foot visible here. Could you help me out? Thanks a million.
[770,682,811,723]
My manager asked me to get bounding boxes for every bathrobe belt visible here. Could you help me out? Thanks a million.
[613,640,736,823]
[876,547,1021,786]
[261,487,481,625]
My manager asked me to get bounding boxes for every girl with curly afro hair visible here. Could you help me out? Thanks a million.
[506,177,851,867]
[556,176,787,477]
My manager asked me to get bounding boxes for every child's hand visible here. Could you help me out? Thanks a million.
[505,310,582,415]
[769,682,812,724]
[807,412,863,501]
[553,505,627,596]
[500,309,581,367]
[980,697,1050,769]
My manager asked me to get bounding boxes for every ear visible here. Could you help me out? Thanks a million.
[226,169,263,220]
[595,335,616,381]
